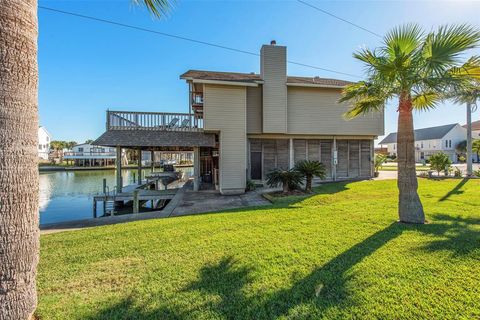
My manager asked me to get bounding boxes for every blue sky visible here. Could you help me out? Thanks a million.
[38,0,480,144]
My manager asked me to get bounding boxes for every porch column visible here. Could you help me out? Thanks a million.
[116,146,122,193]
[137,148,142,185]
[332,137,337,181]
[289,138,294,169]
[193,147,200,191]
[151,150,155,172]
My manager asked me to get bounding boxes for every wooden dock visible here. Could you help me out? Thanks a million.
[93,177,179,218]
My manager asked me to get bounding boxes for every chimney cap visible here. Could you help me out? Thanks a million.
[270,40,276,45]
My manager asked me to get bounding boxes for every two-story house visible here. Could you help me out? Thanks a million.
[64,143,118,166]
[38,126,52,160]
[379,123,466,163]
[94,42,384,194]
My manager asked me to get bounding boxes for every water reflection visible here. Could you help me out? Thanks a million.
[39,167,193,225]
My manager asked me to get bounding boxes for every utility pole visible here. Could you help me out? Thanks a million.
[466,101,473,177]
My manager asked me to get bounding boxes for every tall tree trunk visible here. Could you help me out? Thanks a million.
[466,102,473,176]
[396,94,425,224]
[0,0,39,319]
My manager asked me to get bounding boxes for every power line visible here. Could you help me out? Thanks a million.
[38,5,360,78]
[296,0,382,38]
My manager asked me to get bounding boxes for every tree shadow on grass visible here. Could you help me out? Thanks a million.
[83,211,480,319]
[438,178,469,202]
[412,214,480,256]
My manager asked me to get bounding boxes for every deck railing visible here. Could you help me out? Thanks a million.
[64,151,117,157]
[107,110,203,131]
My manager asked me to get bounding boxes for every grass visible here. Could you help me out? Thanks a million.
[37,179,480,319]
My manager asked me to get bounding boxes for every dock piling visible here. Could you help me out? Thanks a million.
[133,190,139,214]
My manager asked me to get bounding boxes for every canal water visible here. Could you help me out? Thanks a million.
[39,167,193,225]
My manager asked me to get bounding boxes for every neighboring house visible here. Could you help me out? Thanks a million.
[63,143,117,166]
[38,126,52,160]
[94,41,384,194]
[463,120,480,139]
[379,123,466,163]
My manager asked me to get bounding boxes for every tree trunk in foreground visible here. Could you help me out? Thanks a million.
[0,0,39,319]
[396,94,425,224]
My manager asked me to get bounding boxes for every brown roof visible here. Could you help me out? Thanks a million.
[93,130,216,148]
[463,120,480,131]
[180,70,352,87]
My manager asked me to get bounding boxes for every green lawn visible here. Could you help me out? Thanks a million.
[37,179,480,319]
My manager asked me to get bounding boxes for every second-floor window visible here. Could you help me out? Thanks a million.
[78,147,84,152]
[445,140,448,148]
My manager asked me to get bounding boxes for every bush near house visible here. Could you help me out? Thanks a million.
[294,160,326,192]
[429,152,452,176]
[266,168,302,194]
[37,179,480,319]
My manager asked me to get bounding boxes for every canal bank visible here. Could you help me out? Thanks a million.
[39,167,193,225]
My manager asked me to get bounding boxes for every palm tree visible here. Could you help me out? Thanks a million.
[294,160,326,192]
[266,169,303,194]
[447,80,480,175]
[340,24,480,224]
[0,1,171,318]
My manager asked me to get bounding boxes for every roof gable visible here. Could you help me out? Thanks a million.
[180,69,352,88]
[379,123,459,145]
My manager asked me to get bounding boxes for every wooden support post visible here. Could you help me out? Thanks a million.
[137,148,142,185]
[116,146,122,193]
[193,147,200,191]
[93,199,97,218]
[133,190,139,214]
[289,138,294,169]
[133,172,136,184]
[151,150,155,172]
[102,178,107,194]
[332,137,337,181]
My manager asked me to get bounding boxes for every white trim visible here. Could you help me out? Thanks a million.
[286,83,345,89]
[192,79,259,87]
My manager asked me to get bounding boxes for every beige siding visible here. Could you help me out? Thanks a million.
[246,86,262,134]
[204,84,247,194]
[287,87,384,136]
[261,45,287,133]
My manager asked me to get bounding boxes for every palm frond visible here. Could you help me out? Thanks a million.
[422,24,480,74]
[383,23,424,61]
[133,0,173,17]
[411,91,441,111]
[344,96,385,119]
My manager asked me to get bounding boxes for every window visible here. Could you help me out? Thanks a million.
[78,147,84,152]
[393,144,396,150]
[38,144,42,150]
[421,142,423,148]
[46,137,49,142]
[445,140,448,148]
[449,140,452,148]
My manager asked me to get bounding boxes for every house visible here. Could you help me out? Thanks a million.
[94,41,384,194]
[38,126,52,160]
[379,123,466,163]
[463,120,480,139]
[63,143,117,166]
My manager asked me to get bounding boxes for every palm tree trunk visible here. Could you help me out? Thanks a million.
[466,102,473,176]
[396,94,425,224]
[305,176,312,192]
[0,0,39,318]
[283,183,290,194]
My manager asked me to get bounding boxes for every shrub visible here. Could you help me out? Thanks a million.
[374,154,388,173]
[294,160,326,192]
[453,167,462,178]
[266,168,303,194]
[429,152,452,176]
[245,180,256,192]
[474,169,480,177]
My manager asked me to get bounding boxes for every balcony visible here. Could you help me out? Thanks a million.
[107,110,203,132]
[64,151,117,159]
